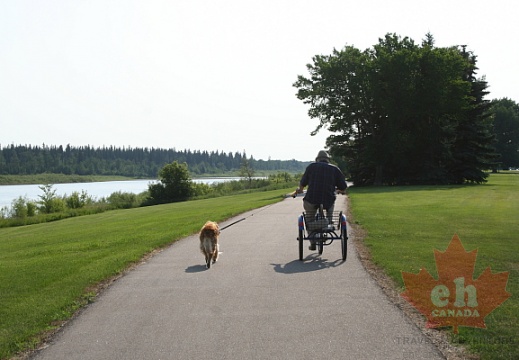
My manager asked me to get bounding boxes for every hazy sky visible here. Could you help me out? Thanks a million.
[1,0,517,161]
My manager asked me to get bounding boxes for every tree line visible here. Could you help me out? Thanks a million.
[0,144,308,177]
[294,33,519,185]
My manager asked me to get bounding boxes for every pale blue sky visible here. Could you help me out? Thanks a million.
[1,0,517,161]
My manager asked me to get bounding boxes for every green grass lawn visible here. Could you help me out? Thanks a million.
[348,173,518,360]
[2,176,517,360]
[0,189,289,359]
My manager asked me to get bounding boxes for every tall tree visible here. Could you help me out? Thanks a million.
[447,47,497,183]
[491,98,519,168]
[294,33,496,185]
[294,45,375,184]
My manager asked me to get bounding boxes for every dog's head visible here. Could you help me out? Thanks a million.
[200,221,220,237]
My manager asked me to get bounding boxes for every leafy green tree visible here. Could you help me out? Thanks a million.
[148,161,193,203]
[491,98,519,168]
[37,184,65,213]
[294,32,496,185]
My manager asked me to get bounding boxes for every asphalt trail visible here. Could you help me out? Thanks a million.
[32,196,444,360]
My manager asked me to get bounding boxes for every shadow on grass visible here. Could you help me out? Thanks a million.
[348,183,478,195]
[348,172,518,195]
[271,254,344,274]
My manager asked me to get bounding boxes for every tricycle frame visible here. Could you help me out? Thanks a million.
[297,209,348,261]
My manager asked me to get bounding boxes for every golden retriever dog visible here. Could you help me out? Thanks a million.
[199,221,220,268]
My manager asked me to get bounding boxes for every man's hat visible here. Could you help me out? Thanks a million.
[316,150,330,162]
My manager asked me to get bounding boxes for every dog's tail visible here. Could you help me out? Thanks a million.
[200,237,213,254]
[200,237,215,268]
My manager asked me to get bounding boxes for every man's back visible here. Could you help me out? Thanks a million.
[300,161,346,209]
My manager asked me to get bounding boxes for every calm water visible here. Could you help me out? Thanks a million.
[0,178,240,210]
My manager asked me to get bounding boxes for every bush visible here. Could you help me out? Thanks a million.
[65,190,92,209]
[11,196,28,218]
[27,201,36,217]
[147,162,194,204]
[38,184,65,214]
[44,198,66,214]
[107,191,138,209]
[10,196,38,218]
[191,183,212,198]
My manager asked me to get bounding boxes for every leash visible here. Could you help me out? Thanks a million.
[218,201,279,232]
[219,189,345,231]
[219,218,246,231]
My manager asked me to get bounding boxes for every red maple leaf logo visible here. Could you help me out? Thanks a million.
[401,234,511,333]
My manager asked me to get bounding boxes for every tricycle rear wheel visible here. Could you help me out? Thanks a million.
[298,229,304,261]
[341,228,347,261]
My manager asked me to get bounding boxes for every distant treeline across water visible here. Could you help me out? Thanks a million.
[0,144,309,177]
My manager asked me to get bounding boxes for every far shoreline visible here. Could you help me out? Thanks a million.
[0,171,282,186]
[0,174,147,186]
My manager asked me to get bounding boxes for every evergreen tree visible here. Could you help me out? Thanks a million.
[448,48,497,183]
[0,144,308,178]
[491,98,519,169]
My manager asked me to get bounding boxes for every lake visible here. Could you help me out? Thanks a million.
[0,178,242,210]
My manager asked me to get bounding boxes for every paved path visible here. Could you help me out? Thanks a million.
[32,196,444,360]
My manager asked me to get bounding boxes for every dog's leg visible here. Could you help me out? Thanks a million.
[201,238,212,269]
[212,243,219,264]
[205,250,211,268]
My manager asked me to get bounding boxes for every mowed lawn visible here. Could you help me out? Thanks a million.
[0,189,289,359]
[348,173,518,360]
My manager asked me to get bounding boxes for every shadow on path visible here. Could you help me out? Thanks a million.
[271,254,344,274]
[185,264,207,273]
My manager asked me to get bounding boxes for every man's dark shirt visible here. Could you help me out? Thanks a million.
[300,161,347,209]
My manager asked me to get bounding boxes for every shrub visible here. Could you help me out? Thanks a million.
[65,190,92,209]
[9,196,38,218]
[107,191,138,209]
[38,184,65,214]
[11,196,28,218]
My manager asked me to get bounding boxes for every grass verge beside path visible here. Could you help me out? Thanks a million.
[348,173,518,360]
[0,189,290,359]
